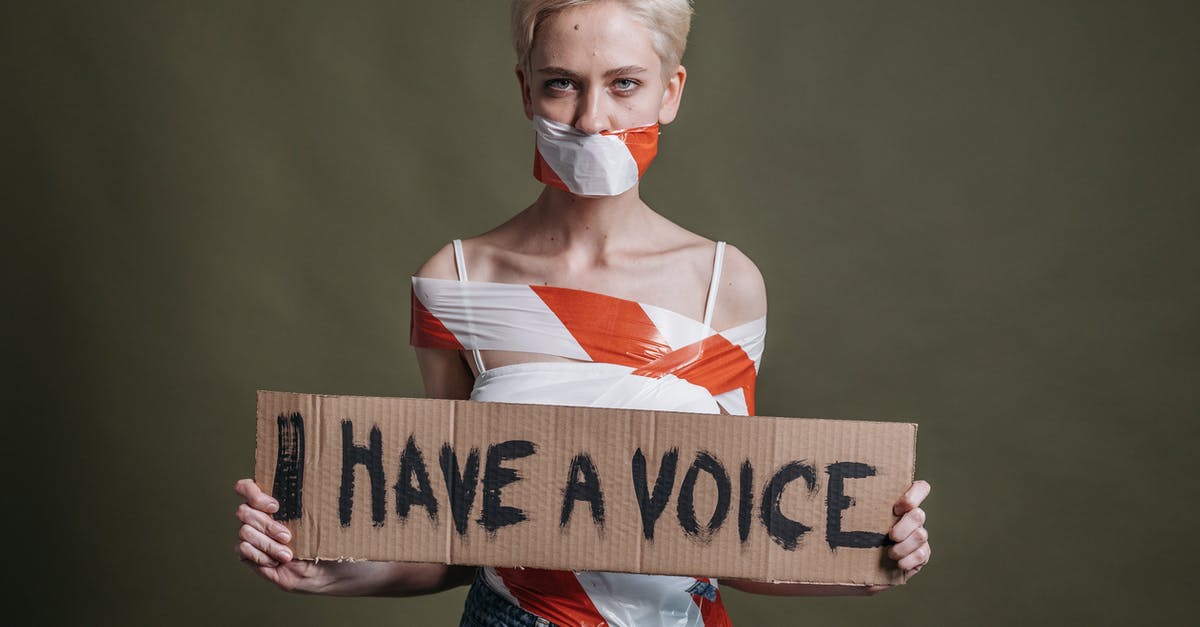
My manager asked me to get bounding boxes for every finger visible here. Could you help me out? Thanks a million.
[887,526,929,561]
[256,564,286,588]
[889,507,926,542]
[235,539,280,568]
[236,504,293,543]
[894,480,931,516]
[239,524,294,563]
[898,543,931,572]
[233,478,260,498]
[234,479,280,515]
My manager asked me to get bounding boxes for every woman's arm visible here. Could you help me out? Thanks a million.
[415,346,476,399]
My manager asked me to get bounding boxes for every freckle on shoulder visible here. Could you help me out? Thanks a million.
[717,244,767,323]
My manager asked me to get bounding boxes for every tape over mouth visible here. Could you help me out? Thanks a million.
[532,115,660,197]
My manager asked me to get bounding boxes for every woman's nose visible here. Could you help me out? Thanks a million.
[573,88,609,135]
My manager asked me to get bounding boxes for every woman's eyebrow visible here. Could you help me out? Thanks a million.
[537,66,584,79]
[537,65,649,79]
[604,65,648,77]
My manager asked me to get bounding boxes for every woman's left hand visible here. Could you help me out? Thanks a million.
[887,480,932,576]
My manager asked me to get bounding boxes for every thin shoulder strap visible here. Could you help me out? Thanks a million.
[451,239,487,374]
[702,241,727,329]
[452,239,470,281]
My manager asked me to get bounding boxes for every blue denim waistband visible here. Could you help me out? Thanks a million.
[460,572,553,627]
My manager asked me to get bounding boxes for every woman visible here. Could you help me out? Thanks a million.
[234,1,932,625]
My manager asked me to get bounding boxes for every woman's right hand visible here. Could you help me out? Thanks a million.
[234,479,471,596]
[233,478,334,593]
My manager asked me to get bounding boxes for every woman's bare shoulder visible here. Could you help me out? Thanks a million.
[712,243,768,330]
[413,242,459,280]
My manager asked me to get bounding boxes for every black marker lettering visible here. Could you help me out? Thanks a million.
[478,440,536,533]
[439,444,481,536]
[338,421,385,527]
[560,453,605,530]
[676,452,731,541]
[394,435,438,522]
[759,461,817,550]
[825,462,889,549]
[271,412,304,522]
[632,448,679,541]
[738,460,753,543]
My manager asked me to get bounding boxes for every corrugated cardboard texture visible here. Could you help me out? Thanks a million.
[255,390,917,585]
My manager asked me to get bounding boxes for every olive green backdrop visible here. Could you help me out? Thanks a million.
[6,1,1197,625]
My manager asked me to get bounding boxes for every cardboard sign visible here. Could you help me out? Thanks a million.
[255,390,917,585]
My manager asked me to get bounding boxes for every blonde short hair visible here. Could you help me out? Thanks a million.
[511,0,694,76]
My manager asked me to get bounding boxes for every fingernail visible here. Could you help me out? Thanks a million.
[279,549,292,561]
[266,499,279,512]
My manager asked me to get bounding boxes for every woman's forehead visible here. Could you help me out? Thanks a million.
[531,3,661,73]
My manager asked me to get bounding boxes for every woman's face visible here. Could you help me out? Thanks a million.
[518,1,686,133]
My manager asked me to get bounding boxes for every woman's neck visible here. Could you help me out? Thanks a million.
[521,185,657,260]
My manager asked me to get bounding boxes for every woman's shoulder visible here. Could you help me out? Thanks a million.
[413,242,460,281]
[648,221,767,329]
[711,242,768,330]
[412,235,522,283]
[414,210,536,283]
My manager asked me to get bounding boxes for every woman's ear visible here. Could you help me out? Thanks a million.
[516,64,534,121]
[658,64,687,125]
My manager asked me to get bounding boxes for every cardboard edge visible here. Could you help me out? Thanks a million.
[900,420,919,586]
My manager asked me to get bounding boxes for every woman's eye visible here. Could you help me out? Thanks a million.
[613,78,639,92]
[545,79,574,91]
